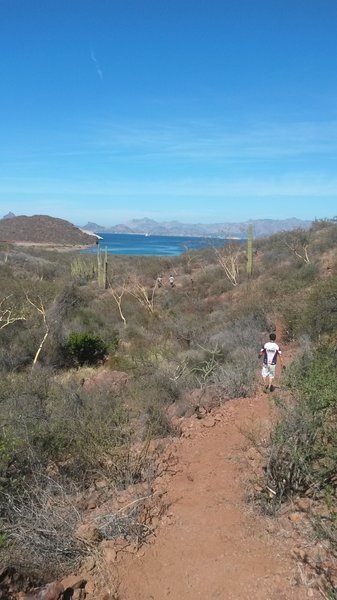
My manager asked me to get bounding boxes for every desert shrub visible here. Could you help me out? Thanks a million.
[262,262,318,302]
[282,261,318,287]
[301,277,337,340]
[0,368,161,578]
[69,306,105,330]
[193,264,232,296]
[260,345,337,513]
[211,347,258,398]
[0,370,132,483]
[173,313,264,396]
[65,332,109,366]
[145,401,178,438]
[128,368,181,410]
[279,294,305,341]
[312,221,337,252]
[210,313,267,355]
[1,475,83,581]
[257,233,295,269]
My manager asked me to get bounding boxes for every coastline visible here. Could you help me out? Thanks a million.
[0,241,96,252]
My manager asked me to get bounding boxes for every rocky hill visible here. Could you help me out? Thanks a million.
[81,217,312,237]
[0,215,96,245]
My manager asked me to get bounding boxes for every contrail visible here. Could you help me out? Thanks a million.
[90,49,103,81]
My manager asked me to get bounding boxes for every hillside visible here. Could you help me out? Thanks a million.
[0,214,96,245]
[1,219,337,598]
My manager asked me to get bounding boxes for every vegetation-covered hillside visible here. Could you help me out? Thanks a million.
[0,214,95,245]
[0,219,337,594]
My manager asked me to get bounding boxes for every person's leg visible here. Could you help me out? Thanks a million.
[261,365,269,390]
[268,365,276,391]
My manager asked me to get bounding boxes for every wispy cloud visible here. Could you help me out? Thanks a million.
[2,117,337,166]
[92,118,337,161]
[1,115,337,224]
[90,48,103,81]
[1,173,337,199]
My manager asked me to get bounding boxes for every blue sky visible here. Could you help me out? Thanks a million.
[1,0,337,225]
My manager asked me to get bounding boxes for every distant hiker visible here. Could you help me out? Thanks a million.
[169,274,175,288]
[258,333,284,392]
[157,275,163,288]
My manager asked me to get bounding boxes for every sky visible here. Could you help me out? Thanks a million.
[1,0,337,226]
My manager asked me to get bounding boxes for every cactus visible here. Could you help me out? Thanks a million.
[71,257,97,281]
[103,246,108,289]
[97,245,108,288]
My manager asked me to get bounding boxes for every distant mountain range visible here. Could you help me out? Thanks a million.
[1,212,313,240]
[81,217,312,238]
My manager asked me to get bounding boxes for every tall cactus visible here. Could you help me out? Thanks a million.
[246,224,253,277]
[103,246,108,289]
[97,245,108,288]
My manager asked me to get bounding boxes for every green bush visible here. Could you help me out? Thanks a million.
[302,278,337,340]
[65,332,109,366]
[260,345,337,512]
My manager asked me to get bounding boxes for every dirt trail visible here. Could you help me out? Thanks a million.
[117,389,318,600]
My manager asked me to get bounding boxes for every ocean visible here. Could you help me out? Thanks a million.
[81,233,237,257]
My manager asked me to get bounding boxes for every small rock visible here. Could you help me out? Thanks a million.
[307,589,314,598]
[265,522,277,534]
[292,546,308,562]
[295,497,312,512]
[315,504,331,518]
[42,582,64,600]
[76,523,101,544]
[102,547,117,564]
[72,589,86,600]
[202,417,216,428]
[61,576,87,590]
[95,479,108,489]
[246,448,259,461]
[288,512,303,523]
[23,582,64,600]
[85,579,95,595]
[86,498,97,510]
[151,516,160,528]
[80,556,96,572]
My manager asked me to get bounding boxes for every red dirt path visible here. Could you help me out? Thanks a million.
[116,390,319,600]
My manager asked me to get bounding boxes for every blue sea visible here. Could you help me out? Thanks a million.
[81,233,236,257]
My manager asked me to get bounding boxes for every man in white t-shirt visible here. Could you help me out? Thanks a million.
[258,333,284,392]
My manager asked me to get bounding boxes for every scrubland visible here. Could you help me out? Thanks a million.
[1,220,337,595]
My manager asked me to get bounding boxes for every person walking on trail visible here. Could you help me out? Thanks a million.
[258,332,284,392]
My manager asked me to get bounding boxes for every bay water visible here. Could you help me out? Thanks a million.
[81,233,239,257]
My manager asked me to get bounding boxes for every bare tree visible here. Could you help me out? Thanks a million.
[284,229,311,264]
[109,283,128,327]
[25,294,50,371]
[0,295,26,330]
[215,243,241,286]
[128,276,158,315]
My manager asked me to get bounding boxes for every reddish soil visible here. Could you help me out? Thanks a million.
[116,388,320,600]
